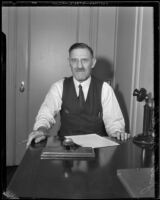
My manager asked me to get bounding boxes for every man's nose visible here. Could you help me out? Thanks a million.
[77,60,83,68]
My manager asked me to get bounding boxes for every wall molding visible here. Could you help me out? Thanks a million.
[6,7,17,165]
[75,7,99,56]
[15,7,31,164]
[26,7,31,140]
[130,7,143,136]
[113,7,119,89]
[89,7,99,56]
[76,7,80,42]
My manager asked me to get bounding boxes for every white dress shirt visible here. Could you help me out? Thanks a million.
[33,76,125,136]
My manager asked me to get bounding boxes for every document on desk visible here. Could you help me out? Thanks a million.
[65,134,119,148]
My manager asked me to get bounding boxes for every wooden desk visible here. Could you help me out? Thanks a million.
[6,138,154,199]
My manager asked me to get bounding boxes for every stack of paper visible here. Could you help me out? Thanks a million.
[65,134,119,148]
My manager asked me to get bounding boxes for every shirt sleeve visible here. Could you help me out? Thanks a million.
[101,82,125,135]
[33,79,64,131]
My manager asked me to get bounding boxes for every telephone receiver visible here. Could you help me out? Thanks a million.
[133,88,148,102]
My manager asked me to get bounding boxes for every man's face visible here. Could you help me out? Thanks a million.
[69,48,96,82]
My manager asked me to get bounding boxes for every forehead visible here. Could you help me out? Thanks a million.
[69,48,92,58]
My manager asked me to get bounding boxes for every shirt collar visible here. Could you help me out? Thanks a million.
[73,76,91,88]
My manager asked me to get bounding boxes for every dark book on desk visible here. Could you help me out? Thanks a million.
[41,146,95,159]
[41,136,95,159]
[117,168,155,198]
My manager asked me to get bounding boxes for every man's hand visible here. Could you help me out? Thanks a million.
[111,131,130,141]
[26,130,47,148]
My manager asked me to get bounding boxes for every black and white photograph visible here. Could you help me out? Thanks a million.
[1,1,159,199]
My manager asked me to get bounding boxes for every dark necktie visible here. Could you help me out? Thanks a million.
[78,84,85,112]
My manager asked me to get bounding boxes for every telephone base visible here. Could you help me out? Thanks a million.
[133,134,154,147]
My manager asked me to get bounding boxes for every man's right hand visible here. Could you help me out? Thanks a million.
[26,130,47,148]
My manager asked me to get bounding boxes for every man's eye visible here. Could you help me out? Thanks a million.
[71,59,77,63]
[82,59,89,62]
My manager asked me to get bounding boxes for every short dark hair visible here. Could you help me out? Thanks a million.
[69,43,94,57]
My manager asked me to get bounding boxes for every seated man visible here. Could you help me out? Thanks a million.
[27,42,130,147]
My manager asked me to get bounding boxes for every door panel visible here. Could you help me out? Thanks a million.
[28,7,78,135]
[15,7,30,164]
[3,7,17,165]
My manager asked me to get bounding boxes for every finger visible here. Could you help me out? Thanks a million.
[29,130,44,138]
[123,132,130,140]
[26,135,35,148]
[126,133,130,140]
[125,133,128,140]
[35,135,46,143]
[124,133,128,140]
[120,132,124,141]
[116,132,120,140]
[110,132,118,139]
[117,132,125,141]
[29,131,38,137]
[122,132,129,141]
[26,131,41,148]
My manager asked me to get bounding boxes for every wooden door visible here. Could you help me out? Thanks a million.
[3,7,30,165]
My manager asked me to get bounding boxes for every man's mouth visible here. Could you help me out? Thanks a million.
[76,69,85,72]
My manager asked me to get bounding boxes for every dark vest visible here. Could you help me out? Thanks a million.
[59,76,106,137]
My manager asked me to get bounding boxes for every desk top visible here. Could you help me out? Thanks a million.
[6,138,155,199]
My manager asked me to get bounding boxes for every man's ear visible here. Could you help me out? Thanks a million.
[92,58,97,69]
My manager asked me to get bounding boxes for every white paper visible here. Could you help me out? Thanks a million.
[65,134,119,148]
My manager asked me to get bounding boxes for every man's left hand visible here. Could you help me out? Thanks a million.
[111,131,130,141]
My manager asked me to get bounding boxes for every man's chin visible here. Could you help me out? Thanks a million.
[75,76,88,82]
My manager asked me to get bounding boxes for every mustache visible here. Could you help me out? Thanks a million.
[75,68,85,72]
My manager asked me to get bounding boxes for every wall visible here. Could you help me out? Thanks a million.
[28,7,77,134]
[135,7,154,135]
[114,7,137,132]
[115,7,153,135]
[92,7,116,82]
